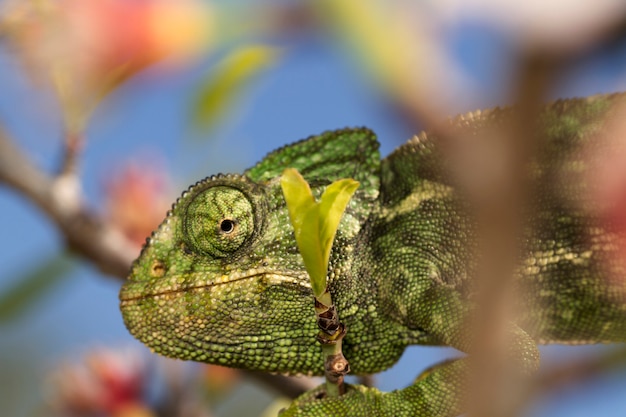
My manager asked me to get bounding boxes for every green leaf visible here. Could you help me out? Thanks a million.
[191,44,280,132]
[280,168,317,233]
[300,205,326,298]
[0,252,76,322]
[280,168,359,298]
[318,177,360,277]
[280,168,325,296]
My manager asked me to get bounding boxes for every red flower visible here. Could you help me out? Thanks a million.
[581,104,626,292]
[2,0,212,127]
[47,347,153,417]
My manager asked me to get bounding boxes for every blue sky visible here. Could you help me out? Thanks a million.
[2,13,626,416]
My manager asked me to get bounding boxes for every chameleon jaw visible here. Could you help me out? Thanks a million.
[119,266,324,375]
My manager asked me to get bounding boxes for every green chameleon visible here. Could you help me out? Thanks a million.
[120,93,626,416]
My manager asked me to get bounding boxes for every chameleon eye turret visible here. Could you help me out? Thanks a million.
[183,185,256,258]
[119,172,332,374]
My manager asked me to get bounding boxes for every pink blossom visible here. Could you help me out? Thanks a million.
[104,161,173,249]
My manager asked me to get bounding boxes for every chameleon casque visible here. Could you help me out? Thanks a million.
[120,93,626,416]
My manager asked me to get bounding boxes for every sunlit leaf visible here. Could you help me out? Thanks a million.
[315,0,434,100]
[280,168,359,298]
[280,168,325,296]
[191,44,280,132]
[318,177,360,279]
[0,252,76,322]
[280,168,317,233]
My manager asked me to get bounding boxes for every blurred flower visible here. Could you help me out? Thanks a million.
[581,102,626,290]
[104,160,173,249]
[47,347,153,417]
[1,0,212,131]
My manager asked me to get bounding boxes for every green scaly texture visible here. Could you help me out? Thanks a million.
[120,94,626,416]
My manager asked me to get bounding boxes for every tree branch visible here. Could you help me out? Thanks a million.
[0,126,136,277]
[0,125,314,399]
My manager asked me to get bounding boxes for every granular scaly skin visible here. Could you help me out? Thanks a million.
[120,95,626,416]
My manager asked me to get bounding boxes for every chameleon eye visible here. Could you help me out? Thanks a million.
[219,219,235,234]
[183,186,255,258]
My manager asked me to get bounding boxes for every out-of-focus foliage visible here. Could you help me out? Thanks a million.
[46,347,151,417]
[1,0,626,416]
[0,252,75,322]
[192,45,280,132]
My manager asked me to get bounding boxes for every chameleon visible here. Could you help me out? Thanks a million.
[119,93,626,416]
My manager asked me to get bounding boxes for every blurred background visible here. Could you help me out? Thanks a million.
[1,0,626,416]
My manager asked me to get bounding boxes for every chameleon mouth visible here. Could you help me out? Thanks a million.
[119,269,309,302]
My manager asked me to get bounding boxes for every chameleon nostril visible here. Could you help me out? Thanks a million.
[150,259,167,278]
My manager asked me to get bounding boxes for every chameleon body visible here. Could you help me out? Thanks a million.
[120,93,626,416]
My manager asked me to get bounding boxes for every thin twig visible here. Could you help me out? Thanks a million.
[314,291,350,397]
[58,130,84,177]
[510,347,626,415]
[245,371,316,399]
[533,347,626,393]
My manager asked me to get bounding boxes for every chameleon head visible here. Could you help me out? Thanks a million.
[119,128,383,375]
[119,173,326,374]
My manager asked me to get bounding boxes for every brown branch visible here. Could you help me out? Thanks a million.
[430,47,560,417]
[0,125,136,277]
[535,347,626,393]
[461,52,553,417]
[0,125,315,400]
[508,346,626,415]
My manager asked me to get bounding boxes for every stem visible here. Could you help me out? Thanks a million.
[59,130,84,177]
[314,288,350,397]
[320,327,349,397]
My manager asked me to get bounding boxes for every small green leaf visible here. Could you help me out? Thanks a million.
[0,252,76,322]
[318,178,360,275]
[281,168,325,296]
[191,45,280,132]
[280,168,317,233]
[300,205,327,297]
[280,168,359,298]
